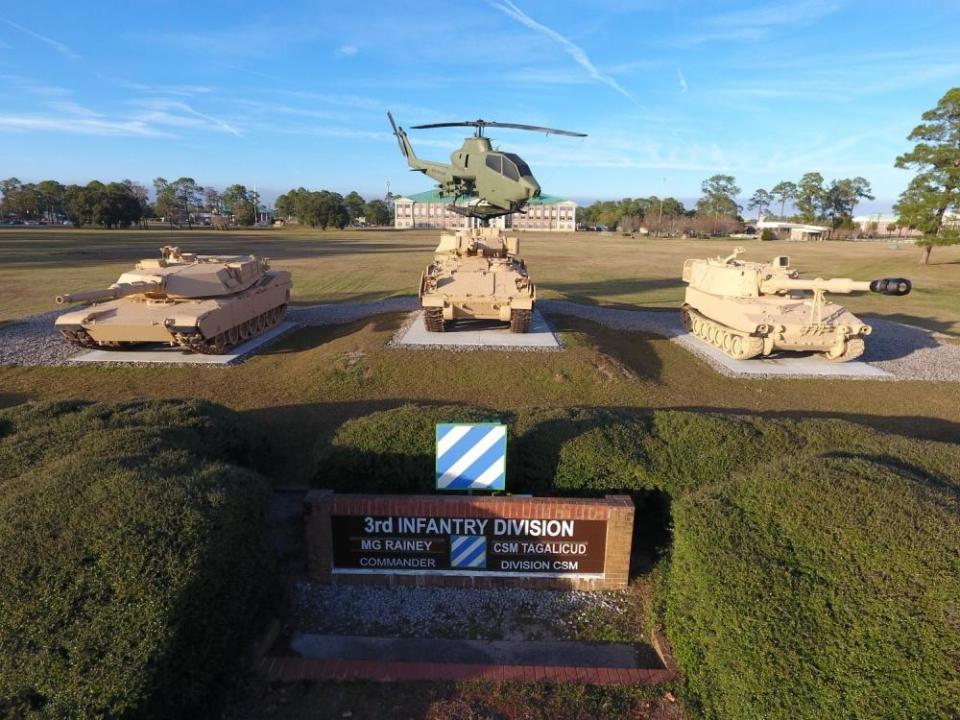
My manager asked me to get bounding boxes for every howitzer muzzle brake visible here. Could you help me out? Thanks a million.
[869,278,911,296]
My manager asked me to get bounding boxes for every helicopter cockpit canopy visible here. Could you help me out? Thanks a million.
[485,153,532,181]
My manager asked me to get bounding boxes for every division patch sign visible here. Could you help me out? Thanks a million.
[435,423,506,491]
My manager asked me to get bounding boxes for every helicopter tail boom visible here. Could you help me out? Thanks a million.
[388,111,450,182]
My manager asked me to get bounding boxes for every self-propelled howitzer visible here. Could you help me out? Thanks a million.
[681,248,910,362]
[54,246,292,354]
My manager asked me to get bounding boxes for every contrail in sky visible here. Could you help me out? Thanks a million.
[0,18,80,60]
[487,0,633,101]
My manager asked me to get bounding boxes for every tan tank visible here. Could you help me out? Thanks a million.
[54,246,292,354]
[681,247,911,362]
[419,227,535,332]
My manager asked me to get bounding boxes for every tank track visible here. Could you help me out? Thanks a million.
[823,337,865,362]
[423,307,446,332]
[510,308,532,334]
[173,304,287,355]
[59,328,101,349]
[682,306,764,360]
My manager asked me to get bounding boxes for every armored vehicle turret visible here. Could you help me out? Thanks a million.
[419,227,535,332]
[55,246,292,354]
[681,247,910,362]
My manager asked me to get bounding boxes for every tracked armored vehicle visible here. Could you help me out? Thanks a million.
[419,227,535,332]
[681,247,910,362]
[55,246,292,354]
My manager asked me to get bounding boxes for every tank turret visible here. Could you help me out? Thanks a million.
[54,246,292,354]
[680,247,911,362]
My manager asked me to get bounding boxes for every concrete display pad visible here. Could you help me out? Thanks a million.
[68,321,297,365]
[675,332,892,378]
[392,310,560,350]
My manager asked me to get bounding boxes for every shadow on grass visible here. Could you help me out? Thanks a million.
[863,312,958,338]
[663,405,960,445]
[0,392,31,410]
[258,312,408,358]
[548,314,664,382]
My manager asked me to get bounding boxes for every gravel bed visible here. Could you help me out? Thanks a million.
[0,309,79,366]
[291,581,638,642]
[0,298,419,367]
[859,316,960,381]
[1,298,958,381]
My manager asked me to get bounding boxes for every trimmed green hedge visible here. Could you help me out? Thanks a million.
[314,404,960,718]
[0,400,273,720]
[314,404,505,493]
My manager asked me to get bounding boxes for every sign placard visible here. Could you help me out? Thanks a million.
[331,513,606,576]
[435,423,507,491]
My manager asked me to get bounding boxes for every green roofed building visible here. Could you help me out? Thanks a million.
[394,190,576,232]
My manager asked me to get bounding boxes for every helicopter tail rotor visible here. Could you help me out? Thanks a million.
[387,111,413,159]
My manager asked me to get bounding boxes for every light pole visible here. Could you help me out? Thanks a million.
[656,177,666,236]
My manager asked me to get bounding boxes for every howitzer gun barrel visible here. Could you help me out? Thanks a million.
[56,281,162,305]
[761,276,911,296]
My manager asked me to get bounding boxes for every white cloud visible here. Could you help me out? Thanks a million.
[276,90,383,110]
[47,101,101,117]
[704,0,842,29]
[0,74,71,97]
[0,18,79,60]
[0,114,169,137]
[336,44,358,58]
[117,80,214,97]
[486,0,634,100]
[130,99,241,136]
[677,68,688,93]
[673,0,843,46]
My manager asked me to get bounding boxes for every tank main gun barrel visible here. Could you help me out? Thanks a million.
[56,281,162,305]
[760,276,911,296]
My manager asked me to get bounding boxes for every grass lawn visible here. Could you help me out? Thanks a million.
[2,226,958,334]
[2,313,958,485]
[1,226,958,720]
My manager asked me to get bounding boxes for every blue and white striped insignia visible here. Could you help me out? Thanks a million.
[436,423,507,491]
[450,535,487,568]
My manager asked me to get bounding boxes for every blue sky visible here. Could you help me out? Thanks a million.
[1,1,958,212]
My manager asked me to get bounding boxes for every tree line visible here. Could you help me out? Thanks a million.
[273,189,391,229]
[0,178,151,229]
[577,171,876,237]
[0,177,395,230]
[577,196,689,234]
[746,174,874,226]
[152,177,262,228]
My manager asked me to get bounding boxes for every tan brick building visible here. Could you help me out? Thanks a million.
[394,190,576,231]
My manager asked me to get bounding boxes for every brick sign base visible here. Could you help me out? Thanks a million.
[304,490,634,591]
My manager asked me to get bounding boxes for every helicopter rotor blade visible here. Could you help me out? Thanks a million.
[410,120,586,137]
[483,122,586,137]
[410,122,479,130]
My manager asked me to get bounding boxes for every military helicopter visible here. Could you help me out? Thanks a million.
[387,112,585,222]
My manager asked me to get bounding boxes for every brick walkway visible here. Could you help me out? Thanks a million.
[258,655,675,685]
